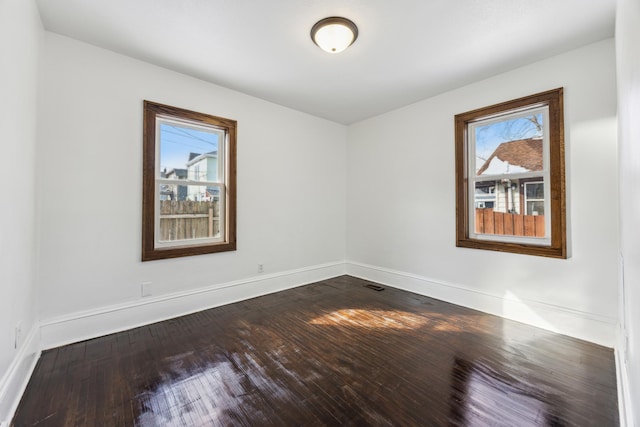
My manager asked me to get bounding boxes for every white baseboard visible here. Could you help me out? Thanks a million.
[346,261,617,347]
[0,324,41,426]
[3,261,625,425]
[40,261,345,350]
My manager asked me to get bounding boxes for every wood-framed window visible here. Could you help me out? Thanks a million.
[455,88,566,258]
[142,101,237,261]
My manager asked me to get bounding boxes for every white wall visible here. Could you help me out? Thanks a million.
[0,0,42,421]
[0,5,627,422]
[616,0,640,423]
[347,39,619,346]
[37,33,347,343]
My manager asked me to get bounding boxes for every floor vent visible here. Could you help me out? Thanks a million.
[363,283,385,291]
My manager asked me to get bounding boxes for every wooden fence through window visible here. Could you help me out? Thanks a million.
[475,208,545,237]
[159,200,220,241]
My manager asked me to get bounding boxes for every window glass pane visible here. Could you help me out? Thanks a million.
[525,182,544,199]
[475,113,543,176]
[469,109,548,240]
[159,122,220,181]
[527,201,545,216]
[158,184,221,243]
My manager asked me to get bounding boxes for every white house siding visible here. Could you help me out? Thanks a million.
[187,155,218,200]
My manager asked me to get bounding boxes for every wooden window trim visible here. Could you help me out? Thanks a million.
[455,88,566,258]
[142,101,237,261]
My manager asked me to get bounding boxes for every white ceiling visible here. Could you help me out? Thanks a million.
[36,0,616,124]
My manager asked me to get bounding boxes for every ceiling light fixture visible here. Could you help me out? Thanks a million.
[310,17,358,54]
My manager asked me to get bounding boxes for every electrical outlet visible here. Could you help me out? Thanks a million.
[141,281,153,298]
[257,264,264,273]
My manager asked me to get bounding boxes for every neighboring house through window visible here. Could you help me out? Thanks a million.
[475,138,543,215]
[186,152,219,201]
[474,182,496,209]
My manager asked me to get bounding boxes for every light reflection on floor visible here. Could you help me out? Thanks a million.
[309,308,472,332]
[136,353,292,426]
[450,357,564,427]
[309,309,427,329]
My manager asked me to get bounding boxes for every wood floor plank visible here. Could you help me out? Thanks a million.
[11,276,618,426]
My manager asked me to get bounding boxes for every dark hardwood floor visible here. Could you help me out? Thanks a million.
[12,276,618,426]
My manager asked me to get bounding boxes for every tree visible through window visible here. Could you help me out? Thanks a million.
[142,101,237,261]
[455,89,566,258]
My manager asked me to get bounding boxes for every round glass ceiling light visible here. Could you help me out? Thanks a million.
[310,17,358,53]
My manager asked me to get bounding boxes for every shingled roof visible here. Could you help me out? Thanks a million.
[477,138,542,175]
